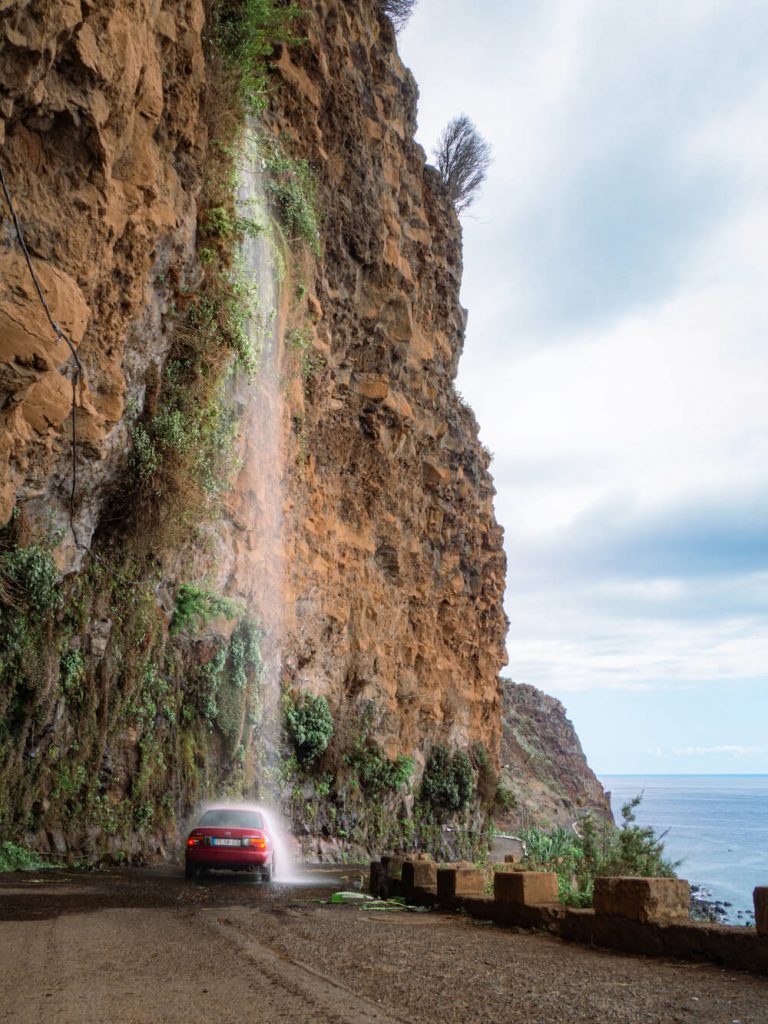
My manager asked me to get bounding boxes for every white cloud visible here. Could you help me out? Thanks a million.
[399,2,768,766]
[476,269,768,540]
[673,745,768,758]
[508,576,768,694]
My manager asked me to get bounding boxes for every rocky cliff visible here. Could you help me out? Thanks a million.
[497,679,612,831]
[0,0,508,857]
[0,0,601,861]
[271,3,507,766]
[0,0,207,553]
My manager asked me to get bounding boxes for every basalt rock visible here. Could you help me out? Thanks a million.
[0,0,207,573]
[0,0,606,857]
[269,1,508,764]
[498,678,612,829]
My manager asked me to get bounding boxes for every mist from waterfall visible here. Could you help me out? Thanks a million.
[235,129,290,829]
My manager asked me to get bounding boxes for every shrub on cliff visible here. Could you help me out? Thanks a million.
[377,0,418,32]
[0,518,59,623]
[285,692,334,769]
[582,794,678,880]
[261,136,321,256]
[471,742,500,806]
[433,114,491,213]
[419,744,475,813]
[170,584,241,637]
[0,841,57,872]
[348,743,414,798]
[211,0,302,113]
[0,520,61,726]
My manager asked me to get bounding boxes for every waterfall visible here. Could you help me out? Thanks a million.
[234,129,294,873]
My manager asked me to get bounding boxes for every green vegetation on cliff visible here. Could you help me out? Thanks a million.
[0,498,265,851]
[0,0,321,861]
[278,699,499,863]
[211,0,302,113]
[419,744,474,813]
[284,692,334,769]
[0,841,58,872]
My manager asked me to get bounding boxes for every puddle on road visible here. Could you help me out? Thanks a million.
[0,864,370,908]
[0,875,102,897]
[180,863,368,894]
[0,885,100,896]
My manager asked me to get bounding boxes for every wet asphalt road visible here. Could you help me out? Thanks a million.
[1,866,766,1024]
[0,863,356,922]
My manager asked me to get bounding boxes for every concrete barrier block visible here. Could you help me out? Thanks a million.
[593,877,690,924]
[493,870,559,905]
[402,859,437,891]
[437,866,485,897]
[754,887,768,937]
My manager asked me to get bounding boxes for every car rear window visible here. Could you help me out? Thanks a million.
[198,809,265,829]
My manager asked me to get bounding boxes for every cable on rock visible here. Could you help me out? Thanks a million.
[0,157,153,589]
[0,157,84,551]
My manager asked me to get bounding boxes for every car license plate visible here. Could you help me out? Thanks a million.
[212,838,241,847]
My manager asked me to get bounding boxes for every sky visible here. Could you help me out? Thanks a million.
[398,0,768,775]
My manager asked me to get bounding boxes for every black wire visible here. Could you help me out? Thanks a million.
[0,163,83,376]
[0,157,83,549]
[1,159,152,588]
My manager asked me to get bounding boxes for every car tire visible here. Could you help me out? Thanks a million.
[185,862,198,881]
[262,858,273,883]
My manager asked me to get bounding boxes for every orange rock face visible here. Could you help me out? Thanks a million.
[0,0,507,846]
[266,2,508,764]
[0,0,207,562]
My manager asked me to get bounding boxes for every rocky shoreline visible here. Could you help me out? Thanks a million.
[690,884,756,927]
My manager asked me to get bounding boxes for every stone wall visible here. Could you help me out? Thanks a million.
[372,860,768,976]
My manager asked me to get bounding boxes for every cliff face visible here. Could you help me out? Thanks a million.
[0,0,508,856]
[0,0,207,565]
[271,2,507,763]
[498,679,612,830]
[0,0,599,859]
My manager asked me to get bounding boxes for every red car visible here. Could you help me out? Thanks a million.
[185,806,276,881]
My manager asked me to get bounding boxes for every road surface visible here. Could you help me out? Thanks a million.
[1,866,765,1023]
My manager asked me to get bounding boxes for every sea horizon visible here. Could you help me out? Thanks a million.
[599,772,768,778]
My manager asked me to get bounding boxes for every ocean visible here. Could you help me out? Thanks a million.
[599,775,768,925]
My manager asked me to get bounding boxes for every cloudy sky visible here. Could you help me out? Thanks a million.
[399,0,768,774]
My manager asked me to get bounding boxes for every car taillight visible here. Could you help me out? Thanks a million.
[187,835,202,846]
[242,836,267,849]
